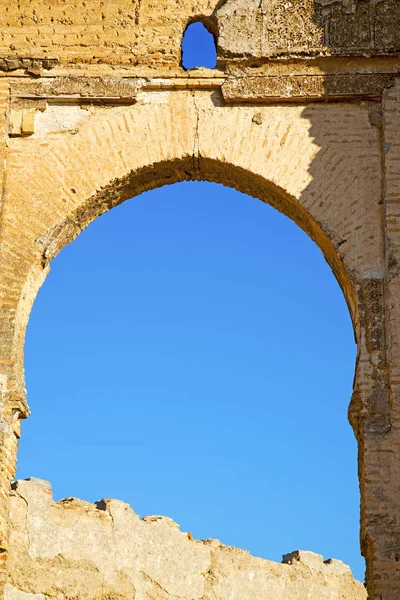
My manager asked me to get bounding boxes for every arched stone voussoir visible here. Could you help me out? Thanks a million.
[1,90,384,414]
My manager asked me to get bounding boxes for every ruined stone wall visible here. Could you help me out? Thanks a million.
[1,1,400,599]
[6,478,366,600]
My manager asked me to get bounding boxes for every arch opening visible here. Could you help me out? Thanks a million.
[18,180,363,581]
[12,158,360,417]
[181,22,217,69]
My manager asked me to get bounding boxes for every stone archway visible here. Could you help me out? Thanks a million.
[4,93,380,404]
[0,85,387,596]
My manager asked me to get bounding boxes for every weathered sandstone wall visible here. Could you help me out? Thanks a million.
[2,1,400,597]
[2,0,400,70]
[6,479,366,600]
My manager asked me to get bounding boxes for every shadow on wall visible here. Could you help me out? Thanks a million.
[306,4,389,597]
[299,101,380,593]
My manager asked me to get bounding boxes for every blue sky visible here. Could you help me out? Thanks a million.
[182,22,217,69]
[16,25,364,583]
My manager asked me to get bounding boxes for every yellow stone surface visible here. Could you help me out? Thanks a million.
[1,2,400,598]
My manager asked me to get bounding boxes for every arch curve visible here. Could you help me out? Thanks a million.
[36,156,357,326]
[1,91,383,420]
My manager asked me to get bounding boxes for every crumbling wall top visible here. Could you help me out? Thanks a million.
[6,478,367,600]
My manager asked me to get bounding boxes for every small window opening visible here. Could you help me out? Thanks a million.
[181,22,217,70]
